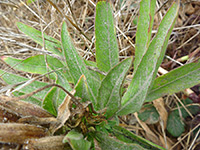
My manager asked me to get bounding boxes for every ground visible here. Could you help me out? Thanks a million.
[0,0,199,149]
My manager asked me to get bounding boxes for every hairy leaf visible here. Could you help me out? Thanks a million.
[17,22,62,56]
[134,0,156,69]
[61,21,100,104]
[95,1,119,72]
[96,58,132,118]
[95,131,149,150]
[146,60,200,102]
[118,1,179,115]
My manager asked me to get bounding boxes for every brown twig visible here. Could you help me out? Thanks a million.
[0,83,80,105]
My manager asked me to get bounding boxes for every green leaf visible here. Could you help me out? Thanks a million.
[167,111,185,137]
[95,1,119,72]
[167,99,199,137]
[17,22,62,56]
[117,1,179,115]
[112,126,166,150]
[74,75,90,102]
[146,60,200,102]
[13,91,42,106]
[96,58,132,118]
[63,130,91,150]
[95,131,149,150]
[134,0,156,70]
[0,70,49,100]
[2,55,47,74]
[61,21,100,104]
[43,56,72,115]
[43,87,58,116]
[26,0,36,5]
[138,104,159,124]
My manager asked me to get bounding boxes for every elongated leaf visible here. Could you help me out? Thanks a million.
[95,1,119,72]
[134,0,156,69]
[0,70,49,99]
[95,131,148,150]
[63,130,91,150]
[117,2,179,115]
[96,58,132,118]
[61,21,100,104]
[146,60,200,102]
[112,126,166,150]
[2,55,47,74]
[17,22,62,56]
[14,91,42,106]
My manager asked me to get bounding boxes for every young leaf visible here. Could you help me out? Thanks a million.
[74,75,90,102]
[63,130,91,150]
[43,87,58,116]
[61,21,100,104]
[17,22,62,56]
[96,58,132,118]
[95,131,149,150]
[134,0,156,69]
[95,1,119,72]
[146,60,200,102]
[117,1,179,115]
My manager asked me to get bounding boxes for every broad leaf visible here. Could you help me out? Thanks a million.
[146,60,200,102]
[17,22,62,56]
[134,0,156,69]
[117,1,179,115]
[167,98,200,137]
[95,1,119,72]
[61,21,100,104]
[138,104,159,124]
[95,131,149,150]
[167,111,185,137]
[63,130,91,150]
[96,58,132,118]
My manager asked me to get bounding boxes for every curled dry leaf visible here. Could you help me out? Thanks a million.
[0,105,20,123]
[17,116,57,126]
[0,96,53,118]
[23,136,70,150]
[153,98,168,129]
[50,90,75,133]
[0,123,48,144]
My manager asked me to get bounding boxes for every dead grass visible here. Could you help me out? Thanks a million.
[0,0,200,149]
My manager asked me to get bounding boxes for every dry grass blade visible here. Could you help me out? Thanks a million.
[23,136,70,150]
[0,97,53,118]
[0,123,48,144]
[50,90,75,133]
